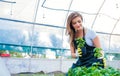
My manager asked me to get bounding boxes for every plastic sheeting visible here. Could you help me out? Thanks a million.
[0,57,11,76]
[0,0,120,52]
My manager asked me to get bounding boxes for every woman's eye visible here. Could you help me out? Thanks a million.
[78,21,81,23]
[72,22,76,25]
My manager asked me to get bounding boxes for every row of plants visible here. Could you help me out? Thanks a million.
[0,50,24,58]
[68,38,120,76]
[0,50,59,58]
[0,49,120,59]
[68,65,120,76]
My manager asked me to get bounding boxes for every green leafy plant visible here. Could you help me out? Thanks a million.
[68,66,120,76]
[75,38,85,57]
[93,48,103,58]
[0,50,7,54]
[75,38,85,48]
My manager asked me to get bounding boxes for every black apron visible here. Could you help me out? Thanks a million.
[71,28,104,69]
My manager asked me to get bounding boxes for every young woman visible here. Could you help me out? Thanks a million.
[66,12,105,69]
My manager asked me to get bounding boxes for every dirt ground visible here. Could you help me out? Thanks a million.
[11,71,66,76]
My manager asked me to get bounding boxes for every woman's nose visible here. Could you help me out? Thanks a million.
[76,22,80,26]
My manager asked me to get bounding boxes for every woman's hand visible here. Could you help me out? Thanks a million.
[77,48,82,57]
[94,48,104,58]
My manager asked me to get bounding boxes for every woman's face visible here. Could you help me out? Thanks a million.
[71,16,83,31]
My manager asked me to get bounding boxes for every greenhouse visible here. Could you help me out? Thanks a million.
[0,0,120,76]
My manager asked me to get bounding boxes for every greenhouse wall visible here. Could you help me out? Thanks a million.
[1,57,120,74]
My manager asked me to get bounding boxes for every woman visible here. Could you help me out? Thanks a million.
[66,12,106,69]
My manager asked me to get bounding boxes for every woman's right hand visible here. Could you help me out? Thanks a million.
[77,48,82,57]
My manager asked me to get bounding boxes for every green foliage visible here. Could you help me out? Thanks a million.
[68,66,120,76]
[0,50,23,58]
[75,38,85,57]
[0,50,6,54]
[75,38,85,48]
[93,48,103,58]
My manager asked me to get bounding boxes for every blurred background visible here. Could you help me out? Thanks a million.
[0,0,120,75]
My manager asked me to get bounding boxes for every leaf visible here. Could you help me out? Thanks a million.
[93,48,103,58]
[75,38,85,48]
[67,66,120,76]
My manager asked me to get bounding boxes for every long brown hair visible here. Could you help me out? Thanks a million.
[66,12,83,47]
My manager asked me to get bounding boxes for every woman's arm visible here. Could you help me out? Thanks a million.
[70,44,77,58]
[93,36,101,48]
[93,36,104,57]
